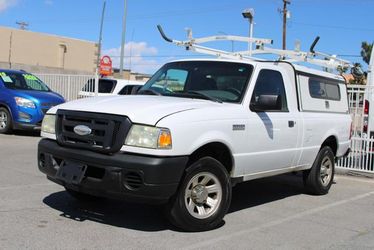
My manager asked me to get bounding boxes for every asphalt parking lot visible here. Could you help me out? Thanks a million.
[1,133,374,249]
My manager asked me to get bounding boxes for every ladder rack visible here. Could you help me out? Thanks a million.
[157,25,353,71]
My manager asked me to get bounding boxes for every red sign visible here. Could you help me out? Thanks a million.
[99,55,112,76]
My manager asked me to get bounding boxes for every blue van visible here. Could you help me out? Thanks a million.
[0,69,65,134]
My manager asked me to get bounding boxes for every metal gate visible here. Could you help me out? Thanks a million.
[35,74,94,101]
[336,84,374,173]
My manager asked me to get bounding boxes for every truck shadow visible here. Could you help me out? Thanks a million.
[43,191,169,232]
[42,174,308,232]
[229,173,306,213]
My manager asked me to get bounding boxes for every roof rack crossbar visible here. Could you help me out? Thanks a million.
[157,25,353,70]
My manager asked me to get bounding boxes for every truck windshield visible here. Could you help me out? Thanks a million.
[0,72,50,92]
[139,61,253,103]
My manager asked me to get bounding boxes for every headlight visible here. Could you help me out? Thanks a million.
[125,125,172,149]
[41,114,56,134]
[14,97,36,109]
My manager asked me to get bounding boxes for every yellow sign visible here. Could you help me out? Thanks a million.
[23,74,39,81]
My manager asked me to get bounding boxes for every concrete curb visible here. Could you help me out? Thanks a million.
[336,168,374,179]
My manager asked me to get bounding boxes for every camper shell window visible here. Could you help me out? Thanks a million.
[308,78,341,101]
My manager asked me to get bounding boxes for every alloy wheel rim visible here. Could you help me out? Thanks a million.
[0,111,8,129]
[184,172,222,219]
[320,155,333,186]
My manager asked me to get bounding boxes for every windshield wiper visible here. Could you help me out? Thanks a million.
[186,91,222,103]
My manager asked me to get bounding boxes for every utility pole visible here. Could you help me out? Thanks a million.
[119,0,128,76]
[16,21,29,30]
[96,1,106,71]
[281,0,290,50]
[95,0,106,97]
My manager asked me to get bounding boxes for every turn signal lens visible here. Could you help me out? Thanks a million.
[158,129,172,149]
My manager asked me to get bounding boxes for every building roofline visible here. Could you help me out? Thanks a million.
[0,25,97,45]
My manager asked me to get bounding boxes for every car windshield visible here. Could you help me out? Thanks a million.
[0,72,50,92]
[139,61,253,103]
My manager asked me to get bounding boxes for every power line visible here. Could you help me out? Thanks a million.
[105,54,211,58]
[337,55,361,58]
[290,21,374,32]
[106,54,364,59]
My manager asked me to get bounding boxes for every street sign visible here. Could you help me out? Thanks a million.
[99,55,112,76]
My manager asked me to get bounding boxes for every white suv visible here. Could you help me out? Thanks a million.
[38,59,351,231]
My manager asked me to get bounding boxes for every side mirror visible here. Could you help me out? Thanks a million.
[250,94,281,112]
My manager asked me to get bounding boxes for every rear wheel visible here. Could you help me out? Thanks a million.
[0,107,12,134]
[303,146,335,195]
[166,157,232,232]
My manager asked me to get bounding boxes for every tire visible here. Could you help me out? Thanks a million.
[0,107,13,134]
[65,188,102,202]
[303,146,335,195]
[166,157,232,232]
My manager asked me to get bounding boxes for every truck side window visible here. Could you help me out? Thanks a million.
[250,69,288,112]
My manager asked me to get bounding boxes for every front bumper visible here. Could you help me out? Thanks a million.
[38,139,188,204]
[13,106,44,126]
[13,122,41,130]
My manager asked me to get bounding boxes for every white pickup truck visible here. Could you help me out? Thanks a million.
[37,30,351,231]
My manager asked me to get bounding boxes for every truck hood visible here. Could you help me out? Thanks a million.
[49,95,222,125]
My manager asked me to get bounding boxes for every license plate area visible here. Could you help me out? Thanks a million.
[56,161,87,185]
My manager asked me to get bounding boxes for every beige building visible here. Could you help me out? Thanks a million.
[113,69,151,82]
[0,26,98,74]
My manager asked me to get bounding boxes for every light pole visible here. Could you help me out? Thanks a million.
[95,0,106,96]
[242,8,255,56]
[119,0,128,76]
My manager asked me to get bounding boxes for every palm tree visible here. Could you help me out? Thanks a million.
[361,42,373,65]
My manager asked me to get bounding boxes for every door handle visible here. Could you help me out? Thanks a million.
[288,121,295,128]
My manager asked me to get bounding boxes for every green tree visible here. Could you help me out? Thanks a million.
[361,41,373,65]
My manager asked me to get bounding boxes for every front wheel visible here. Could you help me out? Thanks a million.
[0,107,12,134]
[303,146,335,195]
[166,157,232,232]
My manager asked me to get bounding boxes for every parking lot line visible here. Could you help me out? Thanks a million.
[183,190,374,250]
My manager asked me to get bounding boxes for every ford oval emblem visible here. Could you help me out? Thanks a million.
[73,125,92,136]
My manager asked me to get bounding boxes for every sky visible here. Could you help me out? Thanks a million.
[0,0,373,74]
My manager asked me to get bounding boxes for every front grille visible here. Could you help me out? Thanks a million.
[56,110,131,154]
